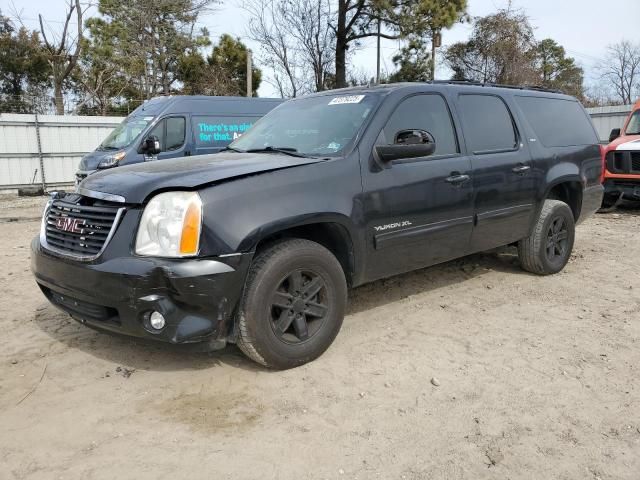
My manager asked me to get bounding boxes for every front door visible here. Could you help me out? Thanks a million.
[455,93,537,252]
[361,93,474,281]
[145,115,190,161]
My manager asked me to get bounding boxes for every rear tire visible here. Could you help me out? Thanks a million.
[237,239,347,369]
[518,199,575,275]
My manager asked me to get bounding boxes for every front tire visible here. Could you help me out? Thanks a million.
[237,239,347,369]
[518,199,575,275]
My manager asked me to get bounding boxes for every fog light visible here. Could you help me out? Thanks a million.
[149,311,166,330]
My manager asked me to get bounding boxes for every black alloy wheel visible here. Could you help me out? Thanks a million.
[545,216,569,263]
[269,269,329,344]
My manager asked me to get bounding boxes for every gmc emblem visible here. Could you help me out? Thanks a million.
[55,217,86,234]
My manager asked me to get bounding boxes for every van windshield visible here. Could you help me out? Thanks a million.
[99,116,154,150]
[625,110,640,135]
[230,93,381,157]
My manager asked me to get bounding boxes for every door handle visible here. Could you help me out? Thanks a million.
[445,173,470,185]
[512,164,531,174]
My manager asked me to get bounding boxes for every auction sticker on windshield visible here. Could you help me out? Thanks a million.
[328,95,365,105]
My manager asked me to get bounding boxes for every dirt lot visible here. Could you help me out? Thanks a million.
[0,195,639,480]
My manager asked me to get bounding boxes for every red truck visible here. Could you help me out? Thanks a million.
[602,99,640,208]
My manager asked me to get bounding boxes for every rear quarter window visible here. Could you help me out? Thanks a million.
[515,96,597,147]
[192,116,259,148]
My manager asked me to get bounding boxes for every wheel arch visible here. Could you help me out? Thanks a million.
[240,215,359,287]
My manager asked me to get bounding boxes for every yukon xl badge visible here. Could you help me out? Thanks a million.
[374,220,412,232]
[55,217,86,234]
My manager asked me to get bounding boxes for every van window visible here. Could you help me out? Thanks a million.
[381,94,458,156]
[147,116,186,151]
[515,96,597,147]
[458,94,517,153]
[166,117,186,150]
[193,116,259,148]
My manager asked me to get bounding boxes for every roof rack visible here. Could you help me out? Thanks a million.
[429,80,564,94]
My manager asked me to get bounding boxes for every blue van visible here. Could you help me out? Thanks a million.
[75,95,283,183]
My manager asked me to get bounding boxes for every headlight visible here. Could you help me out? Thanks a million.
[135,191,202,257]
[98,151,126,169]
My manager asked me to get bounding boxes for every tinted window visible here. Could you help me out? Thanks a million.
[193,116,259,148]
[458,94,517,153]
[381,94,458,156]
[166,117,186,150]
[515,96,597,147]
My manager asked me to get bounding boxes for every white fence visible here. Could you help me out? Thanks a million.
[585,104,634,143]
[0,105,636,192]
[0,113,123,191]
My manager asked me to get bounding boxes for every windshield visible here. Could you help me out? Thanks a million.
[625,110,640,135]
[230,93,381,157]
[99,115,154,150]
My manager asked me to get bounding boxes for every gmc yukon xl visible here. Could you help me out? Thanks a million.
[31,82,604,369]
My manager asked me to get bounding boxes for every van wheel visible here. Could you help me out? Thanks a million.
[518,199,575,275]
[237,239,347,369]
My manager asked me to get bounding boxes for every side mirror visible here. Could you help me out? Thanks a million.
[609,128,621,143]
[374,129,436,164]
[141,135,161,155]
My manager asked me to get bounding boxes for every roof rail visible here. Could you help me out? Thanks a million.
[429,80,564,94]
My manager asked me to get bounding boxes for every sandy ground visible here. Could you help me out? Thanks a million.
[0,195,639,480]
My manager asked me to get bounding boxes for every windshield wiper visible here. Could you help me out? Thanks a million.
[98,145,119,151]
[246,146,313,158]
[221,146,246,153]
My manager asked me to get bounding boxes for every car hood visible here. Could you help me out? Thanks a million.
[607,133,640,151]
[78,152,326,204]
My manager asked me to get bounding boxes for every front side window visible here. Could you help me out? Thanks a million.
[147,117,186,152]
[165,117,186,150]
[458,94,517,153]
[231,93,382,157]
[99,115,154,150]
[380,94,458,156]
[625,110,640,135]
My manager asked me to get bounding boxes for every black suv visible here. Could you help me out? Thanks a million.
[32,83,604,369]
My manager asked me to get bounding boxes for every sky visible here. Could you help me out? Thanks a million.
[3,0,640,98]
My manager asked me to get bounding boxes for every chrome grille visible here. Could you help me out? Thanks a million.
[42,197,123,260]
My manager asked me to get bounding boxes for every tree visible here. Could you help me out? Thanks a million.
[598,40,640,105]
[332,0,467,88]
[533,38,583,98]
[89,0,216,101]
[445,8,537,85]
[388,37,432,82]
[245,0,334,97]
[72,17,129,115]
[208,34,262,96]
[0,10,49,113]
[38,0,84,114]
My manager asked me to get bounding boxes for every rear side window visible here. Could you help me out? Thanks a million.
[193,116,258,148]
[457,94,517,153]
[381,94,458,156]
[515,96,597,147]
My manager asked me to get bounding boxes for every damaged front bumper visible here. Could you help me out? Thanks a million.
[31,238,252,345]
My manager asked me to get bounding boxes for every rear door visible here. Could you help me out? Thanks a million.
[455,93,536,252]
[361,93,474,280]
